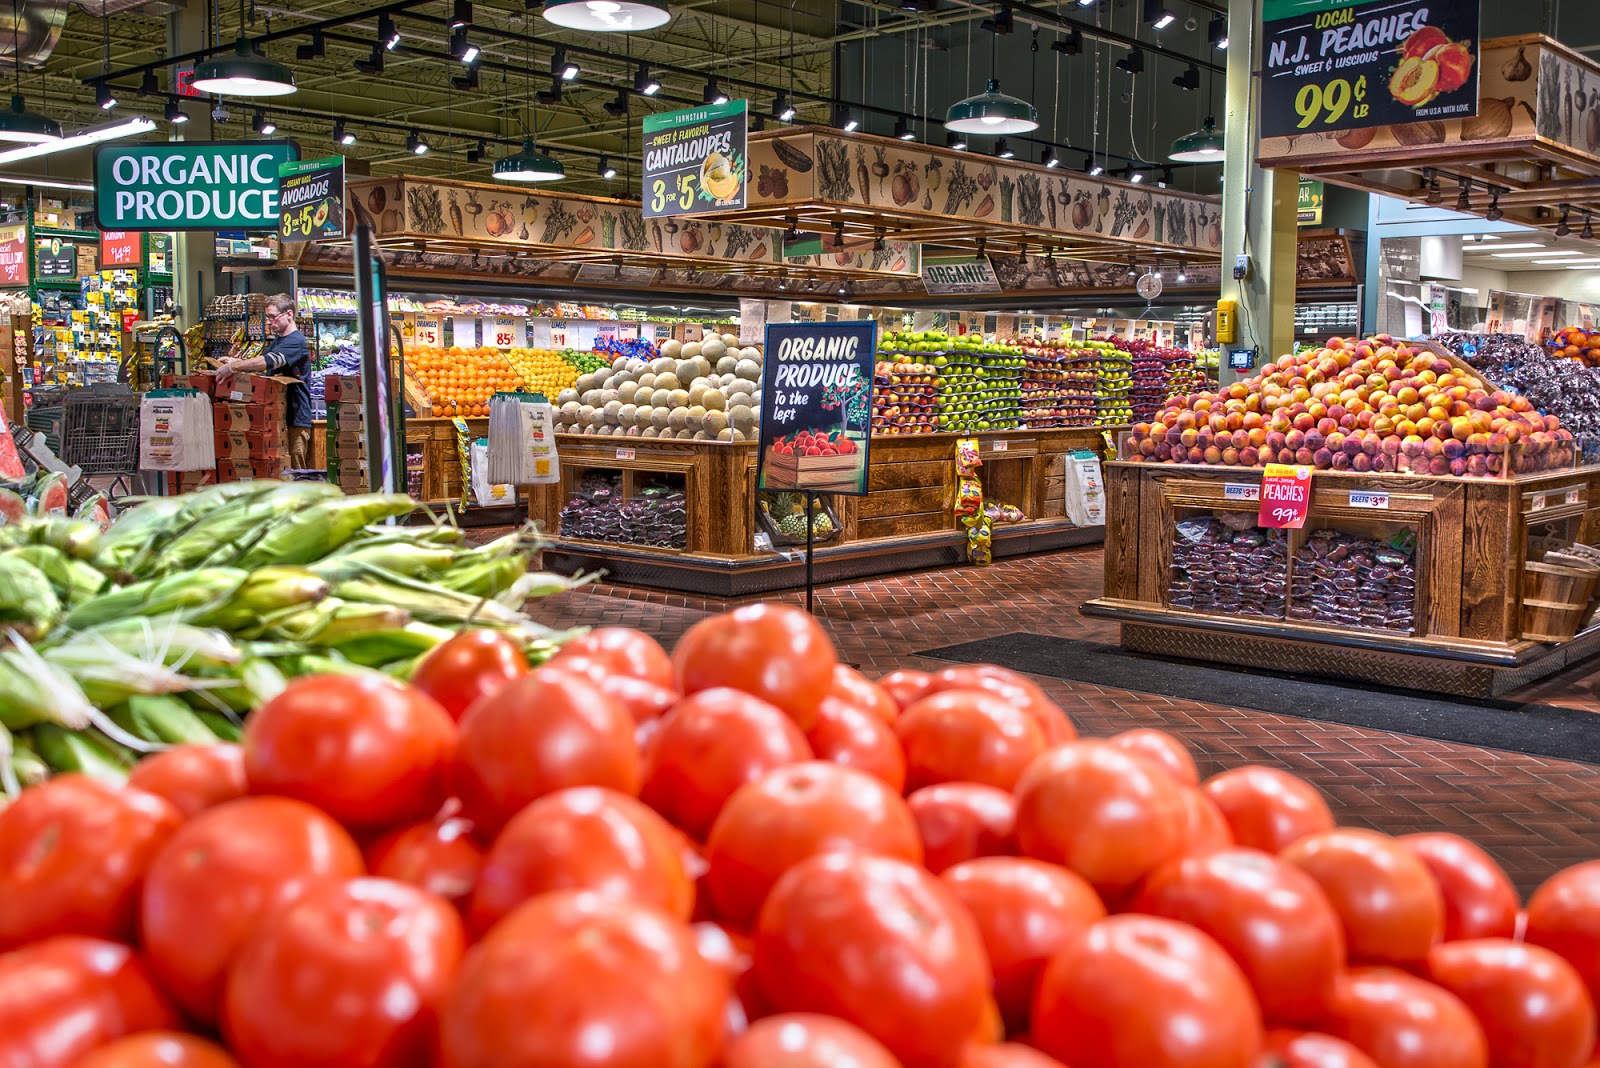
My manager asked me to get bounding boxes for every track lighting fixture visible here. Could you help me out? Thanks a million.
[163,100,187,124]
[1086,158,1102,176]
[1043,145,1060,167]
[1127,260,1138,277]
[704,78,728,105]
[1486,189,1503,222]
[1159,166,1173,187]
[1177,267,1188,282]
[333,119,354,145]
[95,81,116,110]
[297,32,325,60]
[1557,206,1572,237]
[899,0,930,10]
[1456,180,1471,212]
[1129,168,1145,184]
[379,15,400,50]
[948,133,967,150]
[537,77,562,103]
[773,91,796,121]
[450,0,470,29]
[355,45,384,74]
[751,113,765,131]
[1052,28,1082,55]
[1144,0,1176,29]
[466,139,485,163]
[450,29,479,64]
[981,4,1013,34]
[835,105,859,133]
[1116,48,1144,76]
[1208,13,1228,48]
[407,129,428,155]
[1585,214,1595,241]
[252,110,275,135]
[599,156,616,179]
[1424,168,1441,204]
[552,48,578,80]
[139,71,157,95]
[604,89,629,116]
[1173,65,1200,91]
[1076,0,1095,6]
[634,65,660,96]
[894,115,915,141]
[994,138,1014,159]
[452,65,479,90]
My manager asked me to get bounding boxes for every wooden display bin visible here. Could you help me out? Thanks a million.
[1083,462,1600,698]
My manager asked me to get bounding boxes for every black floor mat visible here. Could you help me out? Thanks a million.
[921,633,1600,765]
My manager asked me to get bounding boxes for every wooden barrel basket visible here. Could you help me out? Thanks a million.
[1522,558,1600,643]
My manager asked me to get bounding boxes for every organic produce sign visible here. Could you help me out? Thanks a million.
[94,140,299,232]
[758,321,875,496]
[278,155,345,243]
[1258,463,1313,529]
[921,253,1002,296]
[642,100,747,219]
[1259,0,1480,139]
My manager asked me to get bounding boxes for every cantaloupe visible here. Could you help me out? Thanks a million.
[702,388,726,412]
[660,339,683,360]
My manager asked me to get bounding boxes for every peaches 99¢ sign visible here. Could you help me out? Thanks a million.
[1258,464,1313,529]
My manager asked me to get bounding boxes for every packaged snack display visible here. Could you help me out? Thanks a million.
[1289,528,1417,634]
[1168,514,1289,618]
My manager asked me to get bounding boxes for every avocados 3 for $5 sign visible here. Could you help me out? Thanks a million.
[94,140,300,232]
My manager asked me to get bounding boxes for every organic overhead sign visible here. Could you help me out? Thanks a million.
[93,140,300,232]
[921,254,1002,295]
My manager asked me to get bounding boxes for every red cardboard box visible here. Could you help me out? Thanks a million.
[189,370,218,397]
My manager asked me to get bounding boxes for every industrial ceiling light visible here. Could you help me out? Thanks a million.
[1086,157,1103,176]
[1169,115,1223,161]
[407,129,428,154]
[1115,48,1144,76]
[773,91,796,121]
[603,89,629,116]
[1159,166,1173,187]
[0,0,58,142]
[1042,145,1060,167]
[1129,168,1145,183]
[453,66,480,90]
[333,119,355,145]
[252,110,275,135]
[537,76,562,103]
[466,139,485,162]
[894,115,915,140]
[1556,206,1573,237]
[192,0,298,101]
[599,155,616,178]
[1173,64,1200,91]
[139,70,157,95]
[835,104,859,132]
[450,0,470,29]
[634,65,660,95]
[354,45,384,74]
[948,132,967,150]
[1208,13,1228,48]
[0,114,152,166]
[946,0,1038,136]
[1144,0,1175,29]
[451,29,480,64]
[296,32,324,60]
[981,4,1013,34]
[495,137,564,181]
[94,81,116,110]
[162,100,187,125]
[552,48,579,80]
[704,78,728,105]
[1077,0,1095,7]
[1052,27,1082,55]
[379,15,400,50]
[541,0,671,32]
[994,137,1014,158]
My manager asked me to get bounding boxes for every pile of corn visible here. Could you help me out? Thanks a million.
[0,481,581,791]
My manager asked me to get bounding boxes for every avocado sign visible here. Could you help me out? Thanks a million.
[94,140,300,232]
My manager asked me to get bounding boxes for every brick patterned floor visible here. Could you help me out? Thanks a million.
[524,545,1600,897]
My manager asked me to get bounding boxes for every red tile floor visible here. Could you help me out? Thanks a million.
[524,545,1600,897]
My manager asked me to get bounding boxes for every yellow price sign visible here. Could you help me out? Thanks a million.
[1294,75,1369,129]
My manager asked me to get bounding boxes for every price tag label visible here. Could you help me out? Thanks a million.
[616,448,636,460]
[550,320,569,348]
[1223,483,1260,502]
[993,440,1008,452]
[490,316,523,350]
[451,317,478,348]
[1349,491,1390,510]
[1257,464,1312,530]
[1566,488,1582,506]
[414,317,441,348]
[1531,494,1547,513]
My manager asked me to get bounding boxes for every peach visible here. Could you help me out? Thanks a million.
[1188,447,1205,463]
[1352,453,1373,472]
[1450,458,1468,477]
[1467,455,1489,476]
[1331,452,1352,470]
[1278,448,1297,464]
[1343,435,1364,458]
[1221,447,1240,465]
[1285,429,1306,451]
[1203,446,1224,464]
[1180,428,1199,448]
[1442,439,1465,460]
[1239,446,1260,466]
[1295,448,1315,466]
[1488,431,1509,454]
[1429,456,1450,476]
[1395,420,1418,438]
[1312,448,1334,469]
[1266,431,1287,453]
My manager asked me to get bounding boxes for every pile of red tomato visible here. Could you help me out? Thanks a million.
[5,602,1600,1068]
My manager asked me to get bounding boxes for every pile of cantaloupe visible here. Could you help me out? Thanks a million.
[553,334,764,442]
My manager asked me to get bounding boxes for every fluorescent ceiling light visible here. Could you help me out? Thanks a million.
[1493,250,1578,259]
[0,176,93,191]
[0,115,154,166]
[1468,242,1545,252]
[1532,258,1591,265]
[1563,263,1600,269]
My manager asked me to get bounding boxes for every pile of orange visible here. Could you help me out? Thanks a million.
[409,345,521,416]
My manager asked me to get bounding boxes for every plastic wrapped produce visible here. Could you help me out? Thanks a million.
[1168,514,1288,618]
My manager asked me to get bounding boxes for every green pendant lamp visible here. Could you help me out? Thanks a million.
[495,137,565,182]
[1170,116,1224,162]
[191,0,296,96]
[0,0,59,143]
[945,16,1037,137]
[541,0,670,32]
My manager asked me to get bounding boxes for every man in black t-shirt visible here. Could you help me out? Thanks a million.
[216,292,314,469]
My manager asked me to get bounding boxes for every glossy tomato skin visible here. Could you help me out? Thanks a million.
[1202,766,1334,854]
[1281,829,1444,965]
[807,697,906,793]
[908,783,1017,874]
[551,627,675,689]
[1320,968,1487,1068]
[672,604,837,730]
[1176,788,1235,857]
[879,669,934,712]
[470,786,692,935]
[1425,939,1596,1068]
[1398,833,1519,942]
[410,630,529,722]
[127,744,248,819]
[1013,740,1187,896]
[439,891,729,1068]
[641,687,813,840]
[1260,1030,1379,1068]
[0,936,179,1068]
[958,1045,1069,1068]
[139,796,364,1024]
[830,665,900,724]
[364,812,484,914]
[1109,728,1200,787]
[942,857,1106,1032]
[243,673,457,832]
[1031,914,1263,1068]
[222,878,465,1068]
[896,689,1049,792]
[1131,847,1345,1025]
[720,1014,902,1068]
[70,1032,241,1068]
[0,774,181,949]
[925,666,1075,745]
[599,674,680,724]
[704,761,922,929]
[753,853,993,1068]
[453,667,640,836]
[1524,861,1600,1009]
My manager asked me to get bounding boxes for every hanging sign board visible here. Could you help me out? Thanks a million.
[642,99,747,219]
[35,238,76,279]
[278,156,346,243]
[1259,0,1481,140]
[94,140,300,232]
[921,253,1003,295]
[1258,464,1313,529]
[757,321,876,496]
[414,316,442,348]
[0,224,28,286]
[99,231,141,268]
[1297,178,1325,225]
[489,316,523,349]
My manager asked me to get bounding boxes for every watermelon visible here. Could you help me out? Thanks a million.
[0,486,24,526]
[0,410,22,482]
[27,471,68,518]
[74,492,111,532]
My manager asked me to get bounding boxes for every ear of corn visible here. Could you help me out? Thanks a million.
[126,695,223,746]
[63,567,247,630]
[193,709,243,742]
[235,494,417,569]
[32,724,134,784]
[191,567,331,632]
[154,482,342,576]
[329,620,453,667]
[310,541,464,583]
[5,545,112,607]
[9,733,49,789]
[0,556,61,641]
[31,517,103,560]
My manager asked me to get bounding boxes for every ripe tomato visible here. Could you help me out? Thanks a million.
[705,761,922,929]
[453,668,640,835]
[71,1032,241,1068]
[1281,829,1443,965]
[879,668,934,711]
[829,664,900,723]
[754,853,993,1068]
[411,630,529,721]
[1320,968,1487,1068]
[1013,740,1187,895]
[243,673,457,831]
[925,665,1075,745]
[1523,861,1600,1008]
[642,688,813,840]
[1398,833,1519,942]
[599,674,680,723]
[1202,767,1333,854]
[943,857,1106,1031]
[1031,914,1263,1068]
[550,626,674,689]
[807,696,906,792]
[1261,1030,1379,1068]
[0,936,179,1068]
[896,689,1049,792]
[721,1014,902,1068]
[365,810,484,913]
[1108,728,1200,787]
[471,787,692,934]
[139,796,364,1023]
[127,743,248,819]
[439,891,728,1068]
[0,774,181,949]
[908,782,1017,874]
[223,878,465,1068]
[959,1045,1069,1068]
[1176,788,1235,857]
[1132,848,1345,1025]
[1425,939,1596,1068]
[673,604,837,730]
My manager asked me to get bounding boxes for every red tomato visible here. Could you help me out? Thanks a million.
[879,669,934,712]
[1176,787,1235,857]
[1523,861,1600,1009]
[943,857,1106,1032]
[673,604,837,730]
[721,1013,901,1068]
[1202,766,1334,854]
[1109,728,1200,787]
[1425,939,1596,1068]
[551,626,674,689]
[1320,968,1487,1068]
[0,774,181,949]
[243,673,457,832]
[1132,847,1345,1025]
[907,783,1017,874]
[1398,833,1519,942]
[925,665,1075,745]
[704,761,922,929]
[72,1032,241,1068]
[1281,829,1443,965]
[139,796,364,1024]
[807,696,906,792]
[1013,740,1187,895]
[0,936,179,1068]
[958,1045,1069,1068]
[693,920,753,982]
[642,688,813,840]
[600,674,680,723]
[896,689,1049,792]
[1031,914,1263,1068]
[471,786,692,934]
[754,853,993,1068]
[411,630,529,721]
[830,665,900,723]
[1261,1030,1379,1068]
[127,744,248,819]
[439,891,728,1068]
[223,878,465,1068]
[365,812,484,913]
[453,668,640,836]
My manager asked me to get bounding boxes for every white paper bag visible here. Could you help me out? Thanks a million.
[1064,450,1106,528]
[488,393,560,486]
[470,439,514,507]
[139,392,215,471]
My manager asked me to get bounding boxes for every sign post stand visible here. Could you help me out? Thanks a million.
[803,490,816,615]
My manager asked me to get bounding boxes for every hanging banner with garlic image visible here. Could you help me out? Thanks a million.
[642,100,748,220]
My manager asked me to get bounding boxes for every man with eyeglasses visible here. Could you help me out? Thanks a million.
[216,293,313,470]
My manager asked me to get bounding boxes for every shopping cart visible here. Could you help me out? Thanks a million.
[60,384,140,500]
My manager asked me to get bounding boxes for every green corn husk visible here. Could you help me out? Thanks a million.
[159,482,342,575]
[32,725,134,784]
[64,567,247,631]
[331,620,454,667]
[0,555,61,641]
[310,541,464,583]
[331,571,533,628]
[93,497,187,576]
[0,634,163,754]
[193,709,243,742]
[259,597,410,645]
[0,721,17,797]
[10,733,49,789]
[5,545,112,607]
[190,567,330,633]
[127,695,222,746]
[437,553,531,598]
[42,628,212,710]
[73,617,243,672]
[492,569,586,607]
[235,494,417,569]
[30,516,102,560]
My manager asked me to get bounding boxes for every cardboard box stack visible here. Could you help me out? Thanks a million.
[325,374,366,494]
[214,373,293,481]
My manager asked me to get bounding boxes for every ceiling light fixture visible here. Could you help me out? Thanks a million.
[773,92,796,121]
[1586,214,1595,241]
[1486,189,1504,222]
[355,45,384,74]
[836,104,859,132]
[1169,116,1223,161]
[466,139,485,162]
[995,137,1014,158]
[1116,48,1144,76]
[1556,206,1572,237]
[1456,180,1471,212]
[1052,27,1083,55]
[1042,145,1060,167]
[704,78,728,105]
[599,155,617,178]
[538,76,564,103]
[94,81,116,110]
[297,32,325,60]
[894,115,915,140]
[603,89,629,116]
[453,66,480,90]
[1177,268,1188,282]
[552,48,578,80]
[541,0,671,32]
[0,0,57,142]
[946,0,1038,135]
[1173,64,1199,90]
[495,138,563,181]
[1129,168,1145,183]
[407,129,428,155]
[1144,0,1176,29]
[1424,168,1441,203]
[163,100,188,125]
[450,0,470,29]
[333,119,355,145]
[451,29,480,64]
[634,65,660,95]
[378,15,400,50]
[192,0,298,99]
[252,109,275,135]
[139,71,158,95]
[948,132,967,150]
[0,114,153,166]
[1208,13,1228,48]
[981,4,1013,34]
